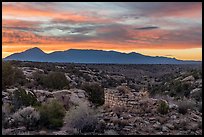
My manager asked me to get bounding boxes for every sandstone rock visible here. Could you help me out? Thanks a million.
[6,88,18,93]
[39,130,47,135]
[149,117,156,121]
[123,126,132,131]
[164,91,169,93]
[190,88,201,95]
[169,104,178,110]
[181,75,195,82]
[70,93,81,104]
[165,123,174,130]
[53,131,67,135]
[195,79,202,85]
[77,92,85,98]
[153,122,161,130]
[16,127,26,132]
[38,96,46,102]
[144,120,150,125]
[171,115,177,120]
[162,126,168,132]
[65,73,72,81]
[104,130,119,135]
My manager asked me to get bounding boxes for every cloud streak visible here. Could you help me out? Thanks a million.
[2,2,202,60]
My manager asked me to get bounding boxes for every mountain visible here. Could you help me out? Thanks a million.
[4,47,201,64]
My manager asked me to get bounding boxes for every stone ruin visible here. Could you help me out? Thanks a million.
[104,86,151,110]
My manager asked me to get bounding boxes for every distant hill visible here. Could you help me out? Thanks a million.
[4,47,202,64]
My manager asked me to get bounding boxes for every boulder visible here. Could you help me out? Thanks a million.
[169,104,178,110]
[181,75,195,82]
[190,88,201,95]
[65,73,72,81]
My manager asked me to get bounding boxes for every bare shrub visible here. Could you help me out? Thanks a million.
[177,99,195,114]
[118,120,129,127]
[2,103,13,128]
[63,103,98,133]
[12,106,40,130]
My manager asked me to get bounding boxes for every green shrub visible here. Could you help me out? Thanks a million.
[33,71,69,90]
[44,72,69,90]
[38,99,66,129]
[2,61,14,89]
[157,100,169,114]
[82,82,104,106]
[12,88,39,111]
[2,61,26,90]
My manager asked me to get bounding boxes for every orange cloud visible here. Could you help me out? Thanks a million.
[3,4,114,24]
[2,2,202,61]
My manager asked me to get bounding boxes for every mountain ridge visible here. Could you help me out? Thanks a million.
[4,47,201,64]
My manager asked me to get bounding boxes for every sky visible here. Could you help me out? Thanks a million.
[2,2,202,61]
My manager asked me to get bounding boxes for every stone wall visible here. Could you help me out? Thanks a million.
[104,88,133,108]
[104,88,150,109]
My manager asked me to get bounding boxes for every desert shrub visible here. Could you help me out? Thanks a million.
[118,120,129,127]
[2,103,13,128]
[179,118,188,130]
[82,82,104,106]
[33,71,69,90]
[157,100,169,114]
[191,89,202,101]
[63,103,98,133]
[177,100,194,114]
[2,61,26,90]
[12,106,40,130]
[191,69,202,80]
[38,99,66,129]
[44,72,69,90]
[13,68,27,86]
[2,61,15,89]
[12,88,39,111]
[101,77,118,88]
[149,79,192,98]
[83,73,91,82]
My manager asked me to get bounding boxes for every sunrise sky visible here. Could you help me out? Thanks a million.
[2,2,202,61]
